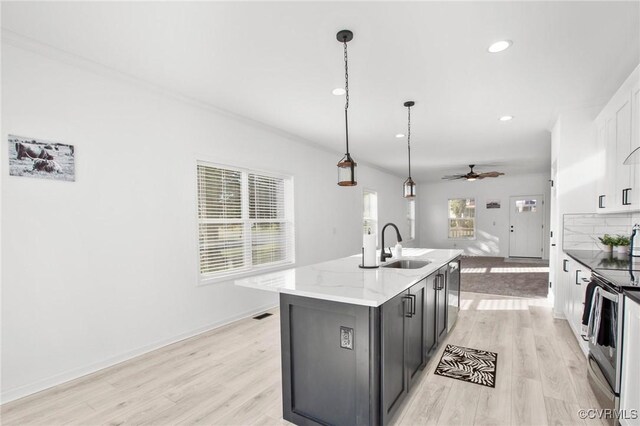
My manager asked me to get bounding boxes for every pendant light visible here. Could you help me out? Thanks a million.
[403,101,416,198]
[336,29,357,186]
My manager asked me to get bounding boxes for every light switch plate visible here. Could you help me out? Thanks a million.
[340,326,354,350]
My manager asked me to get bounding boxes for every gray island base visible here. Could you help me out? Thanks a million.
[235,248,462,426]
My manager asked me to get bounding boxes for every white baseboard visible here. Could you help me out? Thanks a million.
[552,310,566,320]
[0,302,278,404]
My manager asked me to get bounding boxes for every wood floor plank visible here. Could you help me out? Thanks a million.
[473,364,512,426]
[511,376,548,426]
[534,334,578,404]
[512,326,540,381]
[435,380,482,426]
[543,396,586,426]
[210,379,281,425]
[394,380,452,426]
[0,379,114,424]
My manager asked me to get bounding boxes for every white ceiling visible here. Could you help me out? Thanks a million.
[2,2,639,181]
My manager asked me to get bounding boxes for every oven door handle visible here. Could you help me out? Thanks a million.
[598,288,618,303]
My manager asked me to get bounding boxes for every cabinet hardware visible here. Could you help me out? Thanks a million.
[576,270,581,285]
[409,294,416,315]
[436,273,445,290]
[599,195,606,209]
[622,188,632,206]
[402,296,413,318]
[563,259,569,272]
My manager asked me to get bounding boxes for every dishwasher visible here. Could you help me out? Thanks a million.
[447,258,461,332]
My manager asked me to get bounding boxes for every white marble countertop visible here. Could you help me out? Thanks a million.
[234,248,463,307]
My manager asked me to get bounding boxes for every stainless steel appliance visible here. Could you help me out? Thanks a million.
[587,268,639,422]
[447,259,460,332]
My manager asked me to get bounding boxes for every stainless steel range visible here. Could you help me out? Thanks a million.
[586,268,639,422]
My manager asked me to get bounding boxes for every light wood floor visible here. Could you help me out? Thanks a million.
[2,292,607,426]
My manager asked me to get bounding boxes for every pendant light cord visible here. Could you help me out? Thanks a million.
[407,105,411,178]
[343,38,350,155]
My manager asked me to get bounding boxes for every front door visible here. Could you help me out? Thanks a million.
[509,195,544,258]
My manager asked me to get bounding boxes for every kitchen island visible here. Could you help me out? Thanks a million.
[235,248,463,426]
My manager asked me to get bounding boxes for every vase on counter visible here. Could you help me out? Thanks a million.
[602,245,613,253]
[616,245,629,255]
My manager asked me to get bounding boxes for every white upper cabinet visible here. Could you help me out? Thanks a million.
[595,65,640,213]
[630,77,640,210]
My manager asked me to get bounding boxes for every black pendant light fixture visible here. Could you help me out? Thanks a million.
[403,101,416,198]
[336,29,357,186]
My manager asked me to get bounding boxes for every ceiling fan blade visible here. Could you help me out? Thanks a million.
[477,171,505,178]
[442,175,464,180]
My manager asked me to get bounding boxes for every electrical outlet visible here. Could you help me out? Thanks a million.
[340,326,354,350]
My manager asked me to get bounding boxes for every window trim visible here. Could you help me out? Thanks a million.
[447,197,477,240]
[362,188,379,246]
[406,198,416,242]
[195,160,295,286]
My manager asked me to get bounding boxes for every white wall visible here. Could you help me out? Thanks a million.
[0,43,415,402]
[417,172,551,259]
[549,106,601,317]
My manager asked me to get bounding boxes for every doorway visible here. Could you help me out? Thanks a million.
[509,195,544,258]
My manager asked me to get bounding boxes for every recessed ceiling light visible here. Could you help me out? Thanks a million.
[499,115,514,121]
[395,133,405,138]
[488,40,512,53]
[332,88,346,96]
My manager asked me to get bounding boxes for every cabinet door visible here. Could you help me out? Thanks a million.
[616,97,633,211]
[629,79,640,211]
[424,273,437,358]
[606,116,622,210]
[380,291,409,424]
[596,121,610,211]
[436,269,448,342]
[621,297,640,426]
[407,280,426,389]
[561,258,572,320]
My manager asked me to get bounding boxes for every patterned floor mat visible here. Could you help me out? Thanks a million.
[434,344,497,388]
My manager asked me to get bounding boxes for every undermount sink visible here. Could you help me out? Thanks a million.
[382,260,430,269]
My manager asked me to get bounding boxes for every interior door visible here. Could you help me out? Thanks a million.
[406,280,426,389]
[509,195,544,258]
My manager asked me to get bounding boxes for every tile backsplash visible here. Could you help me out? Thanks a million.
[563,212,640,251]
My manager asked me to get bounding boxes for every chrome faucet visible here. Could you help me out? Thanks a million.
[380,223,403,262]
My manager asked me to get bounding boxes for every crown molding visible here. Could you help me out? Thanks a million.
[1,29,404,179]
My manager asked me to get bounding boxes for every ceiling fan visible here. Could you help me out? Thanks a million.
[442,164,505,181]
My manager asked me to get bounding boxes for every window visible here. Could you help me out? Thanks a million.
[448,198,475,239]
[515,199,538,213]
[407,199,416,240]
[363,190,378,239]
[197,162,294,281]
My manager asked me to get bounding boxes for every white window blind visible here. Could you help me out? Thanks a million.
[197,163,294,280]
